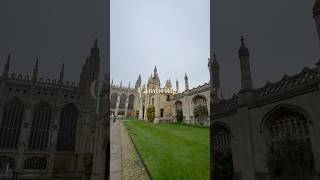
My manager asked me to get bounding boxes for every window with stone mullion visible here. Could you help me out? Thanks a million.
[57,105,77,151]
[29,104,51,151]
[0,101,24,149]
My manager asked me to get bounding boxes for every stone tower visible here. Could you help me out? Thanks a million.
[176,79,179,92]
[184,73,189,91]
[238,37,253,92]
[80,39,101,98]
[208,53,221,104]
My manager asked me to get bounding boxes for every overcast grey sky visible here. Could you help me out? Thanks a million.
[213,0,320,97]
[111,0,210,91]
[111,0,320,98]
[1,0,318,98]
[0,0,107,83]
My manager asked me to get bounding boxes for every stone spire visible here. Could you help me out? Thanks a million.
[128,82,131,89]
[313,0,320,45]
[90,38,100,59]
[120,80,122,88]
[135,74,142,90]
[154,66,158,77]
[184,73,189,91]
[59,62,64,85]
[3,54,11,78]
[32,58,39,82]
[238,36,253,92]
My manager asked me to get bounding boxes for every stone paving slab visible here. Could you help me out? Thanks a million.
[110,118,121,180]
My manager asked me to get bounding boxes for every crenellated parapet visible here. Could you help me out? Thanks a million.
[250,65,320,108]
[211,95,238,118]
[2,72,82,89]
[212,55,320,119]
[172,82,210,100]
[189,82,210,96]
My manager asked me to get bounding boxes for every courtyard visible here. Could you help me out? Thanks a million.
[122,119,210,180]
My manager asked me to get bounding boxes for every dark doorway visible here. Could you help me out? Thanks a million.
[160,109,164,118]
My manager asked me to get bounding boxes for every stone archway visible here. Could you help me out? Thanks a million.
[193,95,208,125]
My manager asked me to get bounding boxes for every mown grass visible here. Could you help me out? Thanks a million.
[123,119,210,180]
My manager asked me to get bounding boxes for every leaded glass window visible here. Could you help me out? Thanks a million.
[28,102,51,150]
[56,104,78,151]
[0,99,24,149]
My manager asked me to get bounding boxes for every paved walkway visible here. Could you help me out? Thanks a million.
[120,120,150,180]
[110,118,121,180]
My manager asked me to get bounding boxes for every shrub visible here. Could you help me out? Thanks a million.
[194,105,208,125]
[176,109,183,123]
[147,106,155,122]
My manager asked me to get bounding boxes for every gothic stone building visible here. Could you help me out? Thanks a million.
[111,66,212,126]
[209,1,320,179]
[111,66,178,122]
[0,40,102,178]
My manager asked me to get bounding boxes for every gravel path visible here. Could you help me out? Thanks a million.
[121,121,151,180]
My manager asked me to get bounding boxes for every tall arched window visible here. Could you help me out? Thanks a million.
[128,95,135,110]
[266,110,311,150]
[212,125,232,154]
[263,106,315,179]
[212,124,233,180]
[110,93,118,109]
[56,104,78,151]
[119,94,126,109]
[0,99,24,149]
[28,102,52,150]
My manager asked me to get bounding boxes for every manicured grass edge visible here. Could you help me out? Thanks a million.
[123,121,153,179]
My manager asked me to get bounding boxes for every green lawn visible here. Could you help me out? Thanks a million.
[123,119,210,180]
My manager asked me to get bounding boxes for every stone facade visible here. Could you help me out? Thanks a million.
[111,66,212,126]
[209,1,320,179]
[0,39,102,178]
